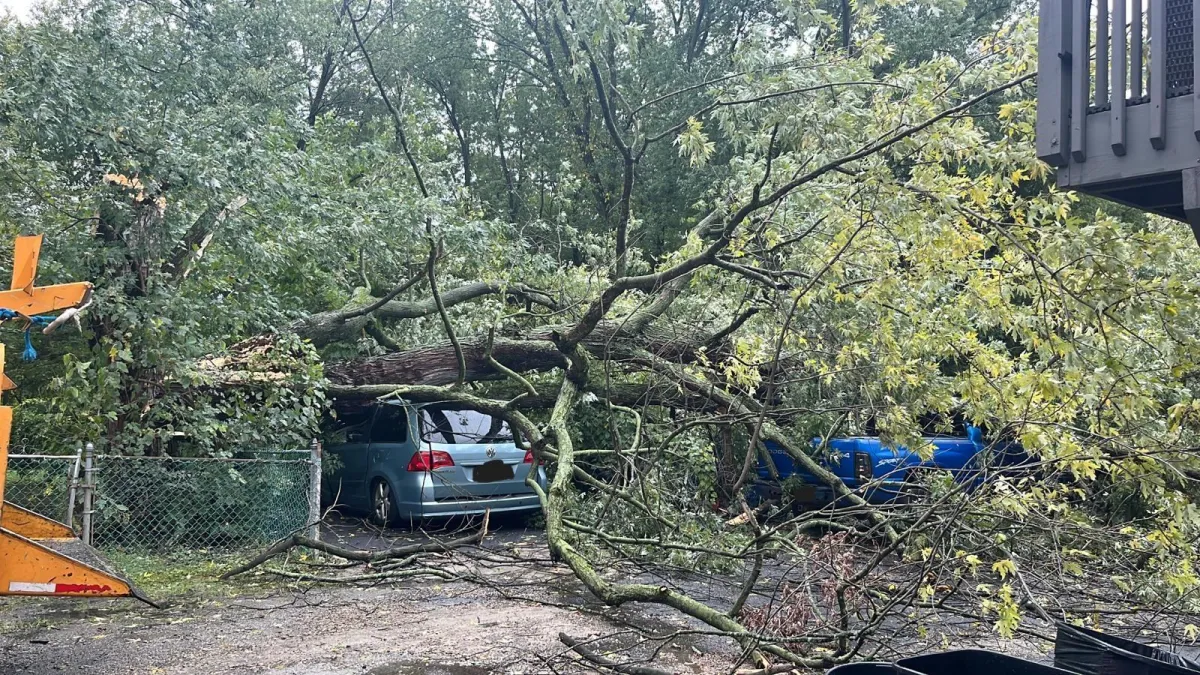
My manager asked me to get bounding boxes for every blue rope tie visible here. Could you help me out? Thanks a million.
[0,309,54,326]
[21,328,35,361]
[0,309,58,361]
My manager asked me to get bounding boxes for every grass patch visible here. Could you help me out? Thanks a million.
[104,549,277,599]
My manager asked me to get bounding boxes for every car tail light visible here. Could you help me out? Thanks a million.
[407,450,454,472]
[522,449,542,465]
[853,452,873,483]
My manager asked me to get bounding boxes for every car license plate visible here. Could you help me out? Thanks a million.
[474,460,514,483]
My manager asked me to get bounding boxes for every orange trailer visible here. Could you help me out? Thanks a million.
[0,235,151,605]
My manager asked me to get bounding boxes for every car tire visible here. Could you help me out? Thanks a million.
[369,478,399,527]
[902,467,935,502]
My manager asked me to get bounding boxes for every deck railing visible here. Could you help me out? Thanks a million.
[1037,0,1195,166]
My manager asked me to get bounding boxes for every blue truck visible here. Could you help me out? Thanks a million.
[756,425,1027,506]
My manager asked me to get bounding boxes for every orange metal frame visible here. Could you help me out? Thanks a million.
[0,235,149,604]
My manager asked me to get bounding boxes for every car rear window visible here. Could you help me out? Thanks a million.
[419,408,512,444]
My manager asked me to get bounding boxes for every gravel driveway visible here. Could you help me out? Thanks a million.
[0,514,733,674]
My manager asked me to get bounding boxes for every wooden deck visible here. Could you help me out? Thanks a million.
[1037,0,1200,238]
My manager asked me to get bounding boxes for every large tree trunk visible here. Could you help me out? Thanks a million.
[325,336,565,386]
[323,319,707,386]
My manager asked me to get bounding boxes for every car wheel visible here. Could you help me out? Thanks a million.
[370,479,398,527]
[902,467,936,502]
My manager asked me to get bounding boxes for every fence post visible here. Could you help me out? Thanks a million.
[66,444,82,529]
[81,442,95,546]
[307,439,321,541]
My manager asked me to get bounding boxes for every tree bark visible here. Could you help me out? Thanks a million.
[289,281,554,348]
[323,317,708,386]
[326,336,565,386]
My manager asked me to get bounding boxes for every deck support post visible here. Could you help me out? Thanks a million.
[1182,167,1200,245]
[1038,0,1073,165]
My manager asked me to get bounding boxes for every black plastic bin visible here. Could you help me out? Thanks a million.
[1054,622,1200,675]
[827,663,893,675]
[896,649,1074,675]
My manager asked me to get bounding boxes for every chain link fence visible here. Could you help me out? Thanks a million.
[4,449,79,525]
[4,449,318,553]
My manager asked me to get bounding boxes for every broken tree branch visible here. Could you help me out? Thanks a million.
[289,281,555,348]
[165,196,248,281]
[559,632,674,675]
[425,237,467,387]
[262,566,460,583]
[222,511,490,578]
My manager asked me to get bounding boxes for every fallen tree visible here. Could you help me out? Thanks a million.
[15,0,1200,671]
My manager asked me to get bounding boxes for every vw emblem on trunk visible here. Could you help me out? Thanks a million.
[485,446,496,458]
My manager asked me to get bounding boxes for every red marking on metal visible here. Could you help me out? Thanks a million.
[54,583,112,594]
